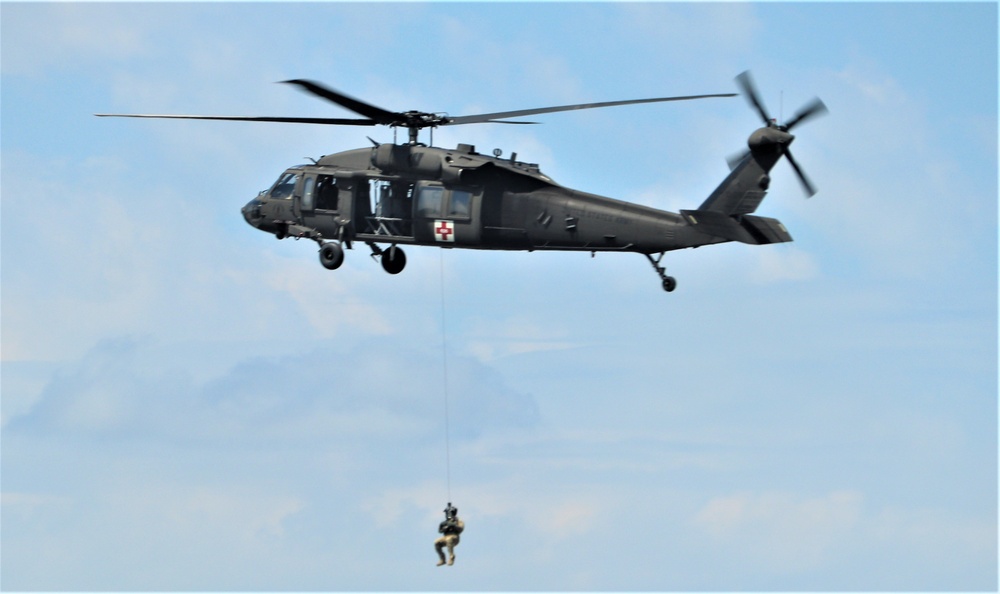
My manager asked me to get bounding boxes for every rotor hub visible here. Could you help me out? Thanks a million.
[748,126,794,152]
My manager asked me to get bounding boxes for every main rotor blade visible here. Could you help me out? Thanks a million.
[474,120,541,125]
[443,93,737,126]
[281,79,399,124]
[784,148,817,197]
[783,97,828,131]
[94,113,377,126]
[735,71,772,126]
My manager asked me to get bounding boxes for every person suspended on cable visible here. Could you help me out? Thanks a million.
[435,502,464,566]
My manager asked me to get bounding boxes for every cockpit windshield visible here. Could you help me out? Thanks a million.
[269,172,299,199]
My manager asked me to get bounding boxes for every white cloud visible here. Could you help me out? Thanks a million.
[539,500,599,540]
[264,257,394,338]
[694,490,864,572]
[869,505,997,570]
[148,485,305,543]
[463,313,583,362]
[753,245,821,283]
[1,491,73,521]
[619,3,762,77]
[1,4,148,76]
[802,58,996,280]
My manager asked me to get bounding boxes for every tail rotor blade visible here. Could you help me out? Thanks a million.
[736,70,772,125]
[784,149,817,197]
[726,148,751,171]
[784,97,828,131]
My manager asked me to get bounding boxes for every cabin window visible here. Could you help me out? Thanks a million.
[416,185,445,218]
[449,189,472,217]
[269,172,298,199]
[301,177,315,210]
[315,175,338,210]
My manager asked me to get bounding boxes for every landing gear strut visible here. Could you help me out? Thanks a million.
[645,252,677,292]
[367,242,407,275]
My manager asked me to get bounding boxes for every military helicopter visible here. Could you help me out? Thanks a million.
[96,71,826,292]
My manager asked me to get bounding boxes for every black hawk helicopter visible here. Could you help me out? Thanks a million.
[96,71,826,292]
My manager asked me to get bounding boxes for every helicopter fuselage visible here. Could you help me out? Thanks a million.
[241,142,729,262]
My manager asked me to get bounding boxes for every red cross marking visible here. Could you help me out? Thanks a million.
[435,220,455,242]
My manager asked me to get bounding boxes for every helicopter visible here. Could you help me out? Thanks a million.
[96,71,826,292]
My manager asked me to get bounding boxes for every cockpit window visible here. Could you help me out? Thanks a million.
[270,172,299,199]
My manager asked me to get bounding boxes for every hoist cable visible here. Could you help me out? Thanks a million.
[439,250,452,503]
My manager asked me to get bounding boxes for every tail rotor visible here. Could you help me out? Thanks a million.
[732,71,828,197]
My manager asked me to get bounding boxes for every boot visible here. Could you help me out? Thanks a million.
[448,555,455,566]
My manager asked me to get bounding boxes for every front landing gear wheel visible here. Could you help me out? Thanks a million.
[662,276,677,292]
[381,246,406,274]
[319,242,344,270]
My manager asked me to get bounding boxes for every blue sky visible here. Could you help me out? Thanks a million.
[1,2,996,590]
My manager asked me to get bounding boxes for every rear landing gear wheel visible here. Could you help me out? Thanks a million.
[319,242,344,270]
[381,246,406,274]
[645,252,678,293]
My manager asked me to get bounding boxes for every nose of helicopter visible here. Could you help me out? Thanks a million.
[241,198,262,227]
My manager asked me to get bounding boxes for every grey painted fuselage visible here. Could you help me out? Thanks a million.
[241,134,791,263]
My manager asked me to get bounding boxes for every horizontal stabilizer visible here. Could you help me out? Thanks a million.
[741,215,793,244]
[681,210,792,245]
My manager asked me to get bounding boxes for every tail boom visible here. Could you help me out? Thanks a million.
[680,208,792,245]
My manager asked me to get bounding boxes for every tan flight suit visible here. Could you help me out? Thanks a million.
[435,517,464,566]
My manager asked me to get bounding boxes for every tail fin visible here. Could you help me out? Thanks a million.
[681,154,792,245]
[696,153,772,216]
